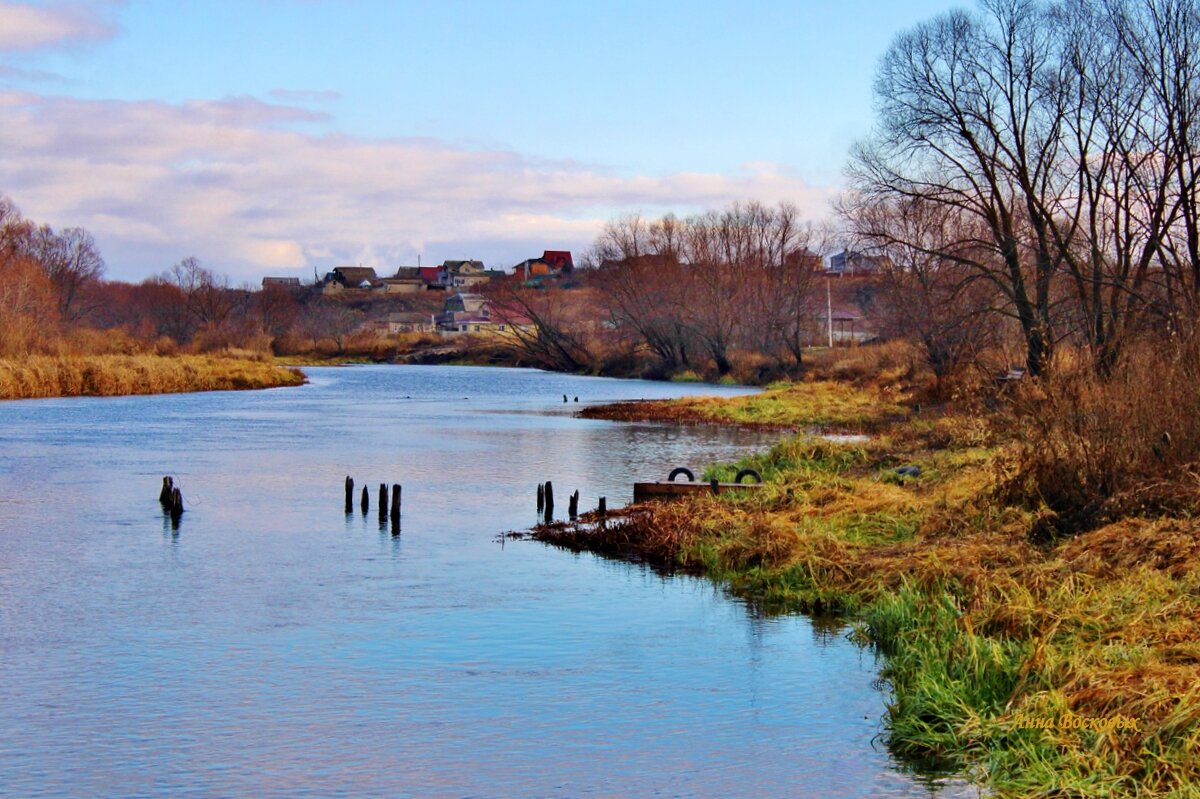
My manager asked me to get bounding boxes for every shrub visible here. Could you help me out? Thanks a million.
[999,338,1200,537]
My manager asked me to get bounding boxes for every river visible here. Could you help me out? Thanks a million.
[0,365,969,798]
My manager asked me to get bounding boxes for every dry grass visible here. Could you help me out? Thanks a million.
[998,339,1200,538]
[580,379,910,431]
[0,354,305,400]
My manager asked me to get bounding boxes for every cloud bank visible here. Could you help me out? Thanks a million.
[0,89,836,282]
[0,2,115,52]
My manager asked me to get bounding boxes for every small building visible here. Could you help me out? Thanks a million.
[440,260,489,288]
[814,307,873,345]
[321,266,380,293]
[435,292,514,335]
[377,267,427,294]
[261,276,302,290]
[541,250,574,272]
[514,250,574,283]
[418,266,443,287]
[379,311,436,334]
[828,250,887,276]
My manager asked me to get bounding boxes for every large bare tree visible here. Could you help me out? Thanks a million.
[847,0,1200,374]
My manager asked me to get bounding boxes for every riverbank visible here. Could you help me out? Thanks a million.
[535,382,1200,797]
[0,354,306,400]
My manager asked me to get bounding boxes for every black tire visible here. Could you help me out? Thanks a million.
[734,468,762,484]
[668,467,695,482]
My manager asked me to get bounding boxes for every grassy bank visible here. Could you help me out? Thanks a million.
[537,380,1200,797]
[0,354,306,400]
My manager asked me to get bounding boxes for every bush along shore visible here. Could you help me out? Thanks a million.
[0,354,306,400]
[533,375,1200,797]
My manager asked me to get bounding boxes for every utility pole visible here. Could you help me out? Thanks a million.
[826,277,834,348]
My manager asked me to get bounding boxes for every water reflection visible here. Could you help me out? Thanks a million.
[0,365,971,798]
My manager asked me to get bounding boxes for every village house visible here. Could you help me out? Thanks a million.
[261,276,302,290]
[435,292,492,333]
[320,266,379,293]
[439,260,489,288]
[514,250,575,284]
[377,266,427,294]
[434,292,534,337]
[377,311,436,334]
[827,250,888,276]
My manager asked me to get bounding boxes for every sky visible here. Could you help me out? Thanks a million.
[0,0,965,284]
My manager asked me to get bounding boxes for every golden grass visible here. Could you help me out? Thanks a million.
[0,354,306,400]
[580,379,909,430]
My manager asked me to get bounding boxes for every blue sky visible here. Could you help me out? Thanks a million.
[0,0,964,282]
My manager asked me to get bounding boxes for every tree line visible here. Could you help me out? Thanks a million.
[488,201,825,380]
[0,195,384,358]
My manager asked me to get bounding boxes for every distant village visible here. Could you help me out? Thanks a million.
[261,247,886,345]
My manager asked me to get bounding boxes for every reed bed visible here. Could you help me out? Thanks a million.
[0,354,306,400]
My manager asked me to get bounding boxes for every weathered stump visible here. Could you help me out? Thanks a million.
[169,487,184,523]
[361,485,369,514]
[390,484,402,522]
[345,476,354,514]
[543,481,554,523]
[537,483,544,513]
[568,490,579,520]
[597,496,607,517]
[159,476,174,508]
[378,484,388,522]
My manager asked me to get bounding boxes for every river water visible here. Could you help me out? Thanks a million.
[0,365,968,798]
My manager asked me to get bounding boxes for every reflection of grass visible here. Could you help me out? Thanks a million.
[0,354,306,400]
[545,383,1200,797]
[581,380,907,429]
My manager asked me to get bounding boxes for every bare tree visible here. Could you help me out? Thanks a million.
[847,195,1003,388]
[848,0,1069,375]
[590,215,693,373]
[849,0,1200,374]
[162,256,241,342]
[28,225,105,321]
[303,301,362,355]
[487,279,596,372]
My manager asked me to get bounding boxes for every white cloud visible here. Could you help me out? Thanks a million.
[0,2,115,51]
[0,90,837,281]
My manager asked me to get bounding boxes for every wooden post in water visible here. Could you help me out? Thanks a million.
[598,497,607,517]
[390,484,402,522]
[543,481,554,523]
[568,490,579,520]
[361,486,369,514]
[169,487,184,524]
[344,476,354,514]
[159,476,174,508]
[378,483,388,523]
[537,483,544,513]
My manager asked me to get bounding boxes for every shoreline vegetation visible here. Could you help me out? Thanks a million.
[0,353,305,400]
[529,356,1200,798]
